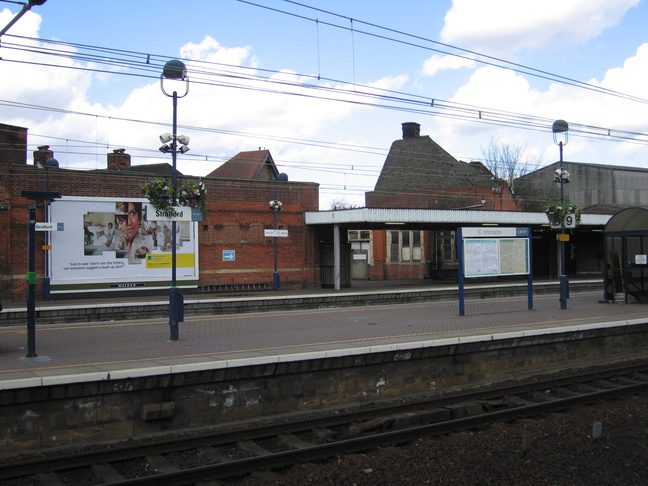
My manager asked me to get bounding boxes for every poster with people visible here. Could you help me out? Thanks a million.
[50,196,198,293]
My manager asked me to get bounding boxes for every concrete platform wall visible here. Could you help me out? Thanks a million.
[1,319,646,453]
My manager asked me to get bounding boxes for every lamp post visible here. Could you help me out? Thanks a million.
[42,157,59,300]
[21,189,60,359]
[269,173,288,290]
[552,119,570,310]
[0,0,48,39]
[160,59,189,341]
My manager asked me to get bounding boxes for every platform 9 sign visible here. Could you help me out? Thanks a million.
[551,213,576,229]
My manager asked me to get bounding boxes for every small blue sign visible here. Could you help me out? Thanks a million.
[516,227,530,237]
[222,250,235,262]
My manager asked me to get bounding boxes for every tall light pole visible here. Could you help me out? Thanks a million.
[269,173,288,290]
[160,59,189,341]
[0,0,48,39]
[21,189,60,360]
[552,119,570,310]
[42,157,58,300]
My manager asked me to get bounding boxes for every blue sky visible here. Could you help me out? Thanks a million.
[1,0,647,208]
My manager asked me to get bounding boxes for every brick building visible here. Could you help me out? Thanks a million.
[352,122,521,281]
[0,123,320,302]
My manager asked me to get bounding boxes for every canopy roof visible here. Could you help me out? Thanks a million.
[604,207,648,234]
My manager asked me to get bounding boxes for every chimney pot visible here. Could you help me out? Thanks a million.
[33,146,53,166]
[402,122,420,139]
[107,149,131,171]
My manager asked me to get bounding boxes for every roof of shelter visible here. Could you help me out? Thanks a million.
[373,132,493,193]
[604,207,648,233]
[206,149,278,180]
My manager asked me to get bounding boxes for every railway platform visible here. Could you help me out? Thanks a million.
[2,278,648,452]
[0,279,645,390]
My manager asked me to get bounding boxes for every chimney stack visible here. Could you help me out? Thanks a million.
[33,145,53,167]
[107,148,131,171]
[402,122,420,139]
[0,123,28,165]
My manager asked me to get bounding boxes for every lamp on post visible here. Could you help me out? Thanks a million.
[269,173,288,290]
[552,119,570,310]
[0,0,48,39]
[41,157,59,300]
[21,189,60,360]
[160,59,189,341]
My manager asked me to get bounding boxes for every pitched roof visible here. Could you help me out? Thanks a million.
[105,163,183,177]
[373,135,493,193]
[206,149,278,181]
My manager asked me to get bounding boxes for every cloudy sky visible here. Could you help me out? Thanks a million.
[1,0,647,208]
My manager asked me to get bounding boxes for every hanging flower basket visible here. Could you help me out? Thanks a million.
[544,201,582,228]
[141,178,174,212]
[142,178,208,219]
[178,180,207,218]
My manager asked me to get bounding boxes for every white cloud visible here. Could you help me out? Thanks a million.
[422,54,475,76]
[440,0,640,56]
[435,40,648,171]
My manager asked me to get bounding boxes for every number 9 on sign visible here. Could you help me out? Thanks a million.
[564,213,576,228]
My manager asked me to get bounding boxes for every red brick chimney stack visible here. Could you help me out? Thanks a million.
[0,123,28,165]
[33,145,53,167]
[107,148,131,171]
[402,122,421,139]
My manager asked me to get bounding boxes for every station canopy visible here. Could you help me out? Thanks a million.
[604,207,648,234]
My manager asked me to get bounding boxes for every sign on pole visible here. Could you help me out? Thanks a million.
[35,222,64,231]
[264,229,289,237]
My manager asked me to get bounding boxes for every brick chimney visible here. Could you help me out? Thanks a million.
[402,122,420,139]
[107,148,131,171]
[0,123,28,165]
[33,145,53,167]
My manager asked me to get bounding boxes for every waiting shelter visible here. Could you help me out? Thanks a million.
[603,207,648,303]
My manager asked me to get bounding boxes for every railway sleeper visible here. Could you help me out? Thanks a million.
[346,416,395,436]
[237,439,273,456]
[197,446,230,464]
[90,462,126,483]
[36,472,65,486]
[503,394,536,407]
[571,383,603,393]
[279,433,314,449]
[443,401,484,420]
[145,454,180,474]
[551,386,582,398]
[616,376,644,385]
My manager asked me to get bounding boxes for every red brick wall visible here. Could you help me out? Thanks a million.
[0,162,320,302]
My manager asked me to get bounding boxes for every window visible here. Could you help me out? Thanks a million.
[389,231,423,263]
[348,230,371,241]
[438,231,456,263]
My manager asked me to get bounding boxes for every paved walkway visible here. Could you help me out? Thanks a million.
[1,287,646,390]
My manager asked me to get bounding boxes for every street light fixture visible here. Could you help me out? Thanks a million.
[0,0,48,39]
[160,59,189,341]
[269,173,288,290]
[552,119,570,310]
[41,157,58,299]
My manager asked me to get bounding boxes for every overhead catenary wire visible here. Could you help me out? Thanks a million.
[1,2,647,206]
[1,26,647,152]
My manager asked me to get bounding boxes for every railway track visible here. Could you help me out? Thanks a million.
[2,362,648,486]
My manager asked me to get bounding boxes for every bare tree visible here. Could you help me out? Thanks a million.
[481,137,540,194]
[329,199,360,210]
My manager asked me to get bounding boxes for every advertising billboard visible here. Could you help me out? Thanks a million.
[48,196,199,293]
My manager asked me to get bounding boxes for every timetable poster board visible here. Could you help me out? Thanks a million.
[462,233,530,278]
[463,239,499,277]
[48,196,199,293]
[499,238,529,275]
